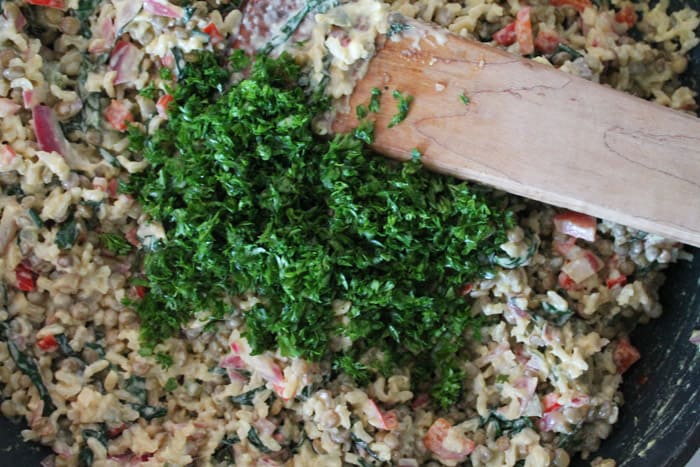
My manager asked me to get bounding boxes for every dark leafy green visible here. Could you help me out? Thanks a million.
[481,412,535,438]
[55,215,79,250]
[124,375,167,420]
[73,0,102,38]
[230,386,267,406]
[7,340,55,416]
[213,434,240,463]
[28,208,43,228]
[540,302,575,326]
[351,432,382,462]
[247,427,272,454]
[56,334,80,358]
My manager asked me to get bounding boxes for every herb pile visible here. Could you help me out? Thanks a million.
[125,50,513,407]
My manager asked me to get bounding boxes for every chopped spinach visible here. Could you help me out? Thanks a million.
[28,208,43,228]
[133,404,167,420]
[7,340,56,416]
[73,0,102,38]
[55,215,79,250]
[540,302,575,326]
[56,334,80,359]
[85,342,106,358]
[230,386,267,406]
[555,43,583,59]
[80,425,108,464]
[83,426,108,447]
[81,201,102,231]
[212,434,240,463]
[481,412,535,438]
[247,427,272,454]
[351,432,382,462]
[123,375,168,419]
[490,234,539,269]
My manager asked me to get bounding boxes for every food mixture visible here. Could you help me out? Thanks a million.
[0,0,697,466]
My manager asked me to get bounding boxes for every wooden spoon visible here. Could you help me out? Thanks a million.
[237,1,700,247]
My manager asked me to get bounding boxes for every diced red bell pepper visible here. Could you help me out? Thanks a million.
[423,418,475,462]
[535,29,560,54]
[202,22,224,44]
[125,227,141,247]
[615,4,637,28]
[135,285,147,298]
[553,210,597,242]
[26,0,65,8]
[107,423,128,439]
[37,334,58,351]
[458,283,473,296]
[143,0,184,18]
[542,392,562,413]
[493,22,516,46]
[104,100,134,132]
[156,94,174,119]
[15,262,36,292]
[606,272,627,289]
[106,178,119,198]
[551,0,593,13]
[613,337,640,374]
[0,144,17,167]
[515,7,534,55]
[558,271,577,290]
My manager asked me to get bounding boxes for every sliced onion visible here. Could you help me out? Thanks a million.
[32,105,69,156]
[0,97,20,117]
[113,0,143,32]
[109,40,144,85]
[143,0,183,18]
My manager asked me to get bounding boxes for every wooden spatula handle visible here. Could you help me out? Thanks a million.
[333,21,700,247]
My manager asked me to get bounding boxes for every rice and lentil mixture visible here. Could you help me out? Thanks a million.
[0,0,698,465]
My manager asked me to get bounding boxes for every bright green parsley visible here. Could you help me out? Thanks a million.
[388,90,413,128]
[368,87,382,113]
[125,51,513,408]
[99,233,133,256]
[460,93,470,105]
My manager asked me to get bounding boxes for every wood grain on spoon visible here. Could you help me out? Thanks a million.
[333,21,700,247]
[237,1,700,247]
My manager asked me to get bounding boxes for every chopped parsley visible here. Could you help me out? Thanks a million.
[138,82,157,100]
[99,233,133,256]
[164,377,178,392]
[125,50,513,407]
[460,93,470,105]
[368,87,382,113]
[388,90,413,128]
[387,20,412,38]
